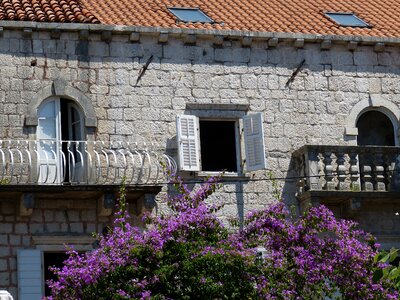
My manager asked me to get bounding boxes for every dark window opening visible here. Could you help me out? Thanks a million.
[61,99,85,182]
[60,99,70,142]
[199,120,237,172]
[357,111,395,146]
[44,252,69,296]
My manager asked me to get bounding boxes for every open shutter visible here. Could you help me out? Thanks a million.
[176,115,201,171]
[17,249,43,300]
[243,113,267,172]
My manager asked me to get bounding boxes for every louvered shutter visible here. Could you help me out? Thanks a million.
[176,115,201,171]
[243,113,267,172]
[17,249,43,300]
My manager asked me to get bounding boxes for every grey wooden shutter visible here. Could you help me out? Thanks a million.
[176,115,201,171]
[243,113,267,171]
[17,249,43,300]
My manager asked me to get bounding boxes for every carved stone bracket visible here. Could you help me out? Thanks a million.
[20,193,34,216]
[136,193,157,216]
[98,193,116,217]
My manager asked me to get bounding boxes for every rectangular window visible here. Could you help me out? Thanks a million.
[199,120,238,172]
[168,7,214,23]
[176,113,266,173]
[43,252,69,296]
[325,12,370,27]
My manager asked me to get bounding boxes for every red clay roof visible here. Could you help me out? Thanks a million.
[0,0,99,23]
[1,0,400,38]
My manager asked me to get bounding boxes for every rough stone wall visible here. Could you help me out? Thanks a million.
[0,197,113,297]
[1,30,398,205]
[0,27,400,297]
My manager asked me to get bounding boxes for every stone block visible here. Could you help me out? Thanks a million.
[0,235,7,245]
[0,224,12,234]
[368,78,381,93]
[45,223,60,232]
[86,223,96,233]
[0,273,9,285]
[354,50,378,66]
[43,40,57,53]
[98,120,116,134]
[14,224,27,234]
[29,224,44,234]
[67,210,80,222]
[1,203,14,215]
[0,246,10,256]
[9,235,20,246]
[241,74,257,89]
[215,48,233,62]
[107,108,123,120]
[32,40,43,53]
[88,41,109,57]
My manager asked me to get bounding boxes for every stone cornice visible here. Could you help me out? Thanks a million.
[0,21,399,48]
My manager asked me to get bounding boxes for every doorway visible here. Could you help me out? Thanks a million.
[356,110,395,146]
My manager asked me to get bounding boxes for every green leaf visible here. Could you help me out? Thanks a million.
[373,269,384,282]
[389,248,399,263]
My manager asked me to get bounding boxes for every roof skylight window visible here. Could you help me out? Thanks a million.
[325,12,370,27]
[168,7,214,23]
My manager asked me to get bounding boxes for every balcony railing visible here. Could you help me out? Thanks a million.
[293,145,400,194]
[0,140,177,185]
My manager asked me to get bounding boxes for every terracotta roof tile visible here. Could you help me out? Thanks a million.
[0,0,99,23]
[0,0,399,38]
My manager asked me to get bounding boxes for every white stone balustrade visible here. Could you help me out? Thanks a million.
[293,145,400,194]
[0,140,176,185]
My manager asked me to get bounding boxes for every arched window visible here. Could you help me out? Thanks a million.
[356,110,395,146]
[37,97,85,183]
[345,95,400,146]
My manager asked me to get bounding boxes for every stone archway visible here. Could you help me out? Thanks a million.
[25,80,97,128]
[345,95,400,146]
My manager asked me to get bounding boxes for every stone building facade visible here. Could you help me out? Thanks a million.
[0,20,399,298]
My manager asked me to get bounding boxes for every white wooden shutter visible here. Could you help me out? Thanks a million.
[176,115,201,171]
[17,249,43,300]
[243,113,267,172]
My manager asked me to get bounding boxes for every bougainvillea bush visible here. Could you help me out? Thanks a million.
[46,176,398,299]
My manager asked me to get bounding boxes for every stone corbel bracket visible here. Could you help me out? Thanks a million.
[98,193,116,217]
[135,193,156,216]
[20,193,34,216]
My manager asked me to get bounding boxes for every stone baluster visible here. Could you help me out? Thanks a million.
[324,151,336,191]
[307,150,322,190]
[362,165,373,191]
[360,152,373,191]
[389,153,400,192]
[316,152,325,190]
[337,151,349,190]
[373,152,386,191]
[349,150,360,192]
[385,153,395,191]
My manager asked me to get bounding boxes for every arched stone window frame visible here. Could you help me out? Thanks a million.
[345,94,400,146]
[25,80,97,140]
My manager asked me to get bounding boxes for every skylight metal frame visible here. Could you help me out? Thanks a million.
[168,7,214,23]
[325,12,371,28]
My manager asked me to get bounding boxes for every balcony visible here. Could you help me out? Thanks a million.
[293,145,400,248]
[0,140,176,186]
[293,145,400,209]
